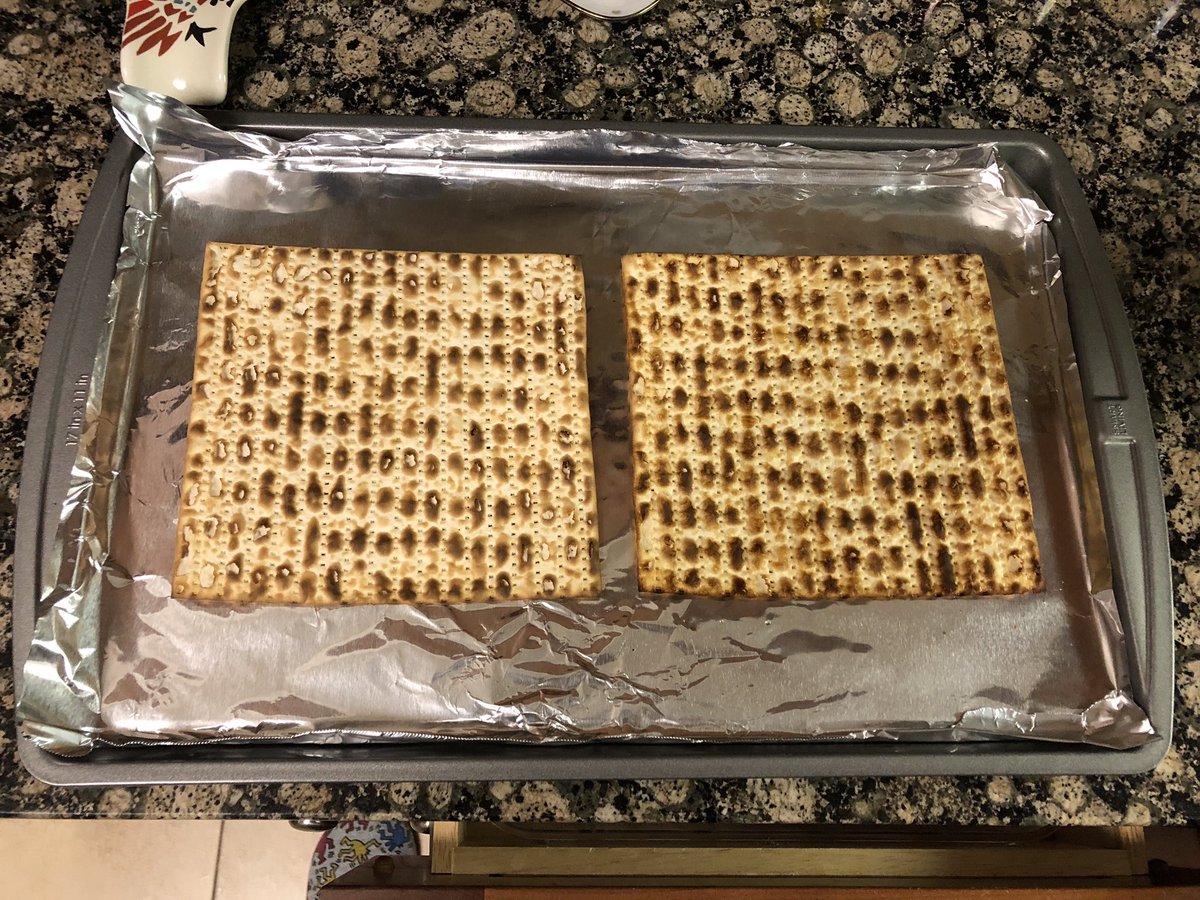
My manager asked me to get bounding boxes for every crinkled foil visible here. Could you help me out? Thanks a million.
[18,85,1154,756]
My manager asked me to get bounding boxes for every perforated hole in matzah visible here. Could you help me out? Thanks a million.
[173,243,600,605]
[622,252,1043,600]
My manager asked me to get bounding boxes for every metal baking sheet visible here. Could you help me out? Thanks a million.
[14,100,1172,783]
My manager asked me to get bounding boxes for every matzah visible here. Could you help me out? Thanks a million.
[173,243,600,605]
[622,252,1042,600]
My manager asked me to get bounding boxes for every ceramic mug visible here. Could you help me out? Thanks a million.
[119,0,662,106]
[120,0,251,105]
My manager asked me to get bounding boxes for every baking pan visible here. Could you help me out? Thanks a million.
[14,114,1172,784]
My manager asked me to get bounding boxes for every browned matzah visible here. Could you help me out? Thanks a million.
[173,243,600,605]
[622,252,1043,599]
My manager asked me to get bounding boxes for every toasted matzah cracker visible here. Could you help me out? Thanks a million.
[173,243,599,605]
[622,252,1042,599]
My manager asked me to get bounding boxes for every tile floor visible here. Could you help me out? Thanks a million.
[0,818,317,899]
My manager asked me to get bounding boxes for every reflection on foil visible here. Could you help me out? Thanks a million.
[18,84,1152,756]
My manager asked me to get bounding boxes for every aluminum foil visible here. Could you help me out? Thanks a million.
[19,84,1154,756]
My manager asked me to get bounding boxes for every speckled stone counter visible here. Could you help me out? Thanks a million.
[1,0,1197,823]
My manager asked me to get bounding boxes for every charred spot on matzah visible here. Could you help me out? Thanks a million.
[173,243,600,605]
[622,252,1042,600]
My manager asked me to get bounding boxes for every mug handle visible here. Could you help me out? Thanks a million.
[119,0,250,105]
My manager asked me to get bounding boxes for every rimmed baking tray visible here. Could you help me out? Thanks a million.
[14,115,1172,784]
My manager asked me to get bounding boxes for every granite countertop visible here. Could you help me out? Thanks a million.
[1,0,1197,824]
